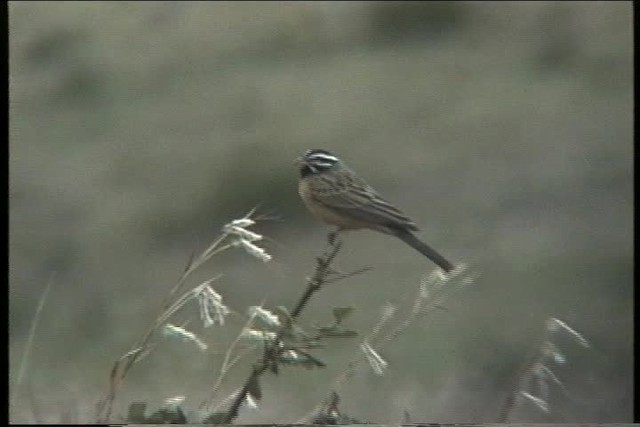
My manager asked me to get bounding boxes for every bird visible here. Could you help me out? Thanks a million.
[296,149,454,272]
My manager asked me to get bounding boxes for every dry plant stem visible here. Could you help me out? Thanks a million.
[295,303,397,423]
[296,268,467,423]
[199,309,262,410]
[497,331,547,422]
[382,292,442,345]
[161,235,230,311]
[223,231,343,424]
[11,276,53,410]
[97,235,232,422]
[26,381,44,423]
[204,345,258,414]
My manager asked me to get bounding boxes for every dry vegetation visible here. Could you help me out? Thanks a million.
[9,2,632,423]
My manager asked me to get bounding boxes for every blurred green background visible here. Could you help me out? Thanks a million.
[9,1,632,423]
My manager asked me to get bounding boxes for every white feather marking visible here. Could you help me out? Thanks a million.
[308,153,339,163]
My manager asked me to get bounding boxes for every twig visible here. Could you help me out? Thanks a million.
[222,231,349,423]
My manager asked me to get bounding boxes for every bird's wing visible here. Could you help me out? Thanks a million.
[310,172,419,231]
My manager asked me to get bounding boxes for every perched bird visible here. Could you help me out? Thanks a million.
[297,149,454,272]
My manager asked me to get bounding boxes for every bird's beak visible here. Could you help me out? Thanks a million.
[294,156,306,166]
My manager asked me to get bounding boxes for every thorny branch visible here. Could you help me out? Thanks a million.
[223,231,364,423]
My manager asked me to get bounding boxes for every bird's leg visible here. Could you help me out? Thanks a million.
[327,228,341,246]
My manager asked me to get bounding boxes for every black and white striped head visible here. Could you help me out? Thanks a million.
[298,149,341,177]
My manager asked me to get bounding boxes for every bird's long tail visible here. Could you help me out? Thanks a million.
[394,229,454,272]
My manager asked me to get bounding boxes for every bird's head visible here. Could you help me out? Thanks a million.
[296,149,341,177]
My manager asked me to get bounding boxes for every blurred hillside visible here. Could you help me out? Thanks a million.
[9,1,632,423]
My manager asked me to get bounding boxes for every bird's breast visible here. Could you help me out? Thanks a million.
[298,178,367,230]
